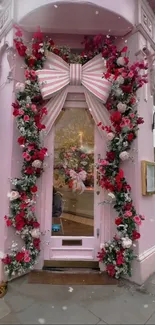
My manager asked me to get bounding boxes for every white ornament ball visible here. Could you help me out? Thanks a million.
[117,57,126,66]
[117,102,127,113]
[119,151,129,161]
[107,132,115,141]
[32,160,42,168]
[15,82,25,92]
[31,228,40,238]
[122,237,132,249]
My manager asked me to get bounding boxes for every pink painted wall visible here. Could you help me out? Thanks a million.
[0,29,15,281]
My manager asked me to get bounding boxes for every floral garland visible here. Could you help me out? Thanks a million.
[1,27,147,279]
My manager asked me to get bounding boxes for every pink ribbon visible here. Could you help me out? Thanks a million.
[36,52,111,103]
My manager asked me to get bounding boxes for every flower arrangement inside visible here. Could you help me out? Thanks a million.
[2,26,148,279]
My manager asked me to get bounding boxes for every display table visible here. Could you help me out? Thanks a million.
[60,187,94,218]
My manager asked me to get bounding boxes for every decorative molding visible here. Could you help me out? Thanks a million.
[138,244,155,262]
[0,0,14,40]
[137,0,155,42]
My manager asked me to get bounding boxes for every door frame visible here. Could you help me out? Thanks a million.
[39,89,106,263]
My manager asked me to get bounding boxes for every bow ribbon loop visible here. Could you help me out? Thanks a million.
[36,52,111,102]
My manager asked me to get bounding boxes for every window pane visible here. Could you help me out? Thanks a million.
[52,107,94,237]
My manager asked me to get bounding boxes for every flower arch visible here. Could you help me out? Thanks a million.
[2,27,148,279]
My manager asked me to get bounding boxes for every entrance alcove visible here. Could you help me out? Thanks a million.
[11,0,134,270]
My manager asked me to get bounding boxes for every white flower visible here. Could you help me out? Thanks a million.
[117,57,126,66]
[119,151,129,161]
[117,102,127,113]
[15,82,25,92]
[108,192,116,200]
[7,191,20,201]
[25,80,31,85]
[32,160,42,168]
[31,228,40,238]
[107,132,115,141]
[115,88,123,97]
[117,76,124,85]
[122,237,132,249]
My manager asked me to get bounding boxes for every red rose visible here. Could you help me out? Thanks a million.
[2,255,12,265]
[128,133,134,142]
[18,136,25,145]
[116,252,124,265]
[49,39,55,46]
[53,48,60,55]
[110,111,122,123]
[30,185,38,193]
[16,252,25,262]
[132,230,141,240]
[97,248,106,262]
[6,219,12,227]
[16,220,25,231]
[33,238,40,250]
[33,221,40,228]
[25,167,34,175]
[106,151,115,162]
[106,264,116,277]
[115,217,123,226]
[137,117,144,125]
[28,57,36,67]
[121,85,132,93]
[13,109,20,117]
[12,102,20,109]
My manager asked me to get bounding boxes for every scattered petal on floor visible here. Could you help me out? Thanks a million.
[68,287,74,292]
[38,318,45,324]
[144,304,148,308]
[62,306,67,310]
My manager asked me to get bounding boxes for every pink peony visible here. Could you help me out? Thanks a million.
[133,216,142,226]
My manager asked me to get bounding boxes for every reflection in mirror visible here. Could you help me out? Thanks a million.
[52,107,94,237]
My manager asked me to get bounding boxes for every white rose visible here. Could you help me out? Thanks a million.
[117,76,124,85]
[119,151,129,161]
[108,192,116,200]
[31,228,40,238]
[117,57,126,66]
[122,237,132,249]
[15,82,25,92]
[107,132,115,141]
[117,102,127,113]
[7,191,20,201]
[32,160,42,168]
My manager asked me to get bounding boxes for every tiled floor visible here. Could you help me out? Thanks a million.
[1,273,155,324]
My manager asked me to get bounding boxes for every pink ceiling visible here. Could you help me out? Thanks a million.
[148,0,155,12]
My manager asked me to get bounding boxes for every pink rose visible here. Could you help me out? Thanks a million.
[25,70,30,79]
[134,216,142,226]
[130,113,135,118]
[24,115,30,122]
[19,109,24,116]
[24,250,31,263]
[101,160,109,166]
[31,70,36,78]
[124,211,132,218]
[26,104,30,108]
[31,104,37,112]
[128,71,134,78]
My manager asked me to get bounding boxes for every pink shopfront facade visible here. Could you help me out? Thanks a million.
[0,0,155,285]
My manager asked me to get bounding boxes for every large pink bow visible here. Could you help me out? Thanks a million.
[36,52,111,103]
